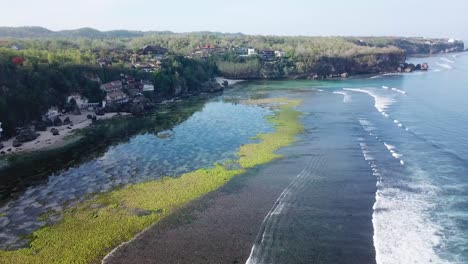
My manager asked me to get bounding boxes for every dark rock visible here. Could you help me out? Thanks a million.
[16,128,40,142]
[50,128,59,136]
[44,118,53,127]
[12,140,22,148]
[7,148,11,152]
[87,114,93,119]
[421,63,429,71]
[415,64,422,71]
[0,143,4,150]
[91,115,97,123]
[53,116,63,126]
[202,80,224,93]
[63,117,71,125]
[35,121,47,132]
[222,80,229,87]
[1,151,5,155]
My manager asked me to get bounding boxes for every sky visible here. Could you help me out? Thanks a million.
[1,0,467,38]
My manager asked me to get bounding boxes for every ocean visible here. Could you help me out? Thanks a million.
[244,52,468,263]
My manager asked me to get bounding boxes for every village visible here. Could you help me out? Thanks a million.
[1,42,288,155]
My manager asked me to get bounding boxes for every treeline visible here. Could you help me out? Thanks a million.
[216,59,261,79]
[0,50,148,137]
[152,56,217,98]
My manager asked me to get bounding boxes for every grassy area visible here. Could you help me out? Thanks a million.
[0,98,302,264]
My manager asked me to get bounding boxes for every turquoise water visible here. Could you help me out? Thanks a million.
[245,53,468,264]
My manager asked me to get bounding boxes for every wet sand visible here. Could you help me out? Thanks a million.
[103,151,304,264]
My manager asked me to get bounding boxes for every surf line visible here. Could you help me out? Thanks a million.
[245,160,313,264]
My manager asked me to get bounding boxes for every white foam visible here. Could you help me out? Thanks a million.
[372,168,446,264]
[436,62,453,69]
[333,91,352,103]
[440,57,455,64]
[344,88,396,114]
[391,88,407,95]
[371,75,382,79]
[382,86,389,89]
[384,143,395,151]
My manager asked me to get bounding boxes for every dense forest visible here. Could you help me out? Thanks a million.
[0,27,464,138]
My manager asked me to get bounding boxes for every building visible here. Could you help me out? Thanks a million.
[248,48,257,56]
[275,50,286,58]
[138,45,169,59]
[100,81,123,93]
[10,44,24,50]
[96,58,112,67]
[260,50,275,61]
[142,81,155,92]
[106,90,129,105]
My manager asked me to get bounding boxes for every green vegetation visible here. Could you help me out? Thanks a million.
[0,98,302,264]
[0,47,214,137]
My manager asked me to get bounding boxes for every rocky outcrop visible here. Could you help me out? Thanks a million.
[63,117,71,125]
[50,128,59,136]
[201,80,224,93]
[12,140,22,147]
[15,128,40,143]
[53,117,63,126]
[34,121,47,132]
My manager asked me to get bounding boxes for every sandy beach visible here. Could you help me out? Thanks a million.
[0,111,128,156]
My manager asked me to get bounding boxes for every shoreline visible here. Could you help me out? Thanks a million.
[0,98,303,263]
[0,111,129,157]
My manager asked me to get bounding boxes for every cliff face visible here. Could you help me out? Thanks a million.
[392,39,464,55]
[309,52,406,76]
[255,52,407,79]
[349,37,465,55]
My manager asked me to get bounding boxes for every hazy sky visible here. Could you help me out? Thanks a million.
[1,0,467,38]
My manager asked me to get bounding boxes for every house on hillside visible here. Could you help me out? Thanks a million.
[10,44,24,50]
[142,81,154,92]
[260,50,275,61]
[138,45,169,59]
[106,90,129,105]
[248,48,257,56]
[97,58,112,67]
[100,80,123,93]
[275,50,286,58]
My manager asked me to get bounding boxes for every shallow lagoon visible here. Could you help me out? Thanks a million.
[0,95,274,249]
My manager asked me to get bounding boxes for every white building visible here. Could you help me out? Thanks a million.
[448,38,456,43]
[247,48,257,56]
[275,50,286,58]
[143,81,155,92]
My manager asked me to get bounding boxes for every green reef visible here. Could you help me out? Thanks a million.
[0,98,302,264]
